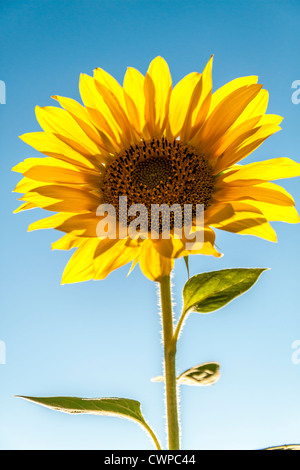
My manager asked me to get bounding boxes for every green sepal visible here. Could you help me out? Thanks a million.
[183,256,190,279]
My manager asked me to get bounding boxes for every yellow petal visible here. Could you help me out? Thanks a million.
[94,67,126,110]
[207,202,277,241]
[193,84,263,150]
[13,202,36,213]
[152,237,187,258]
[208,76,258,115]
[209,114,282,166]
[189,55,213,138]
[13,176,52,194]
[13,156,80,174]
[152,228,222,258]
[167,72,201,139]
[205,203,235,225]
[20,132,98,169]
[31,185,99,205]
[191,237,222,257]
[79,73,122,150]
[221,158,300,185]
[13,156,100,189]
[138,239,174,282]
[123,67,146,136]
[182,226,222,257]
[208,116,262,161]
[55,213,99,237]
[144,57,172,137]
[19,192,62,210]
[61,239,99,284]
[239,200,300,224]
[93,238,140,280]
[28,212,75,231]
[257,114,283,126]
[51,95,111,151]
[94,79,133,146]
[213,124,281,172]
[127,256,140,277]
[232,88,269,128]
[167,56,213,142]
[52,233,84,250]
[21,185,100,213]
[214,181,295,206]
[24,164,100,187]
[35,106,101,155]
[217,217,277,241]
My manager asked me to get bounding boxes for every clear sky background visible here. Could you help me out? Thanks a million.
[1,0,300,450]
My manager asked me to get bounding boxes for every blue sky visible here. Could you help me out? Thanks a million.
[1,0,300,450]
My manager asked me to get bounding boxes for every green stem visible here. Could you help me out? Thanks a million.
[173,309,190,345]
[159,275,180,450]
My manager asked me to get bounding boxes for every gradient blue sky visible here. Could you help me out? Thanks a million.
[1,0,300,450]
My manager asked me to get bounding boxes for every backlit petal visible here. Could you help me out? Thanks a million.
[144,57,172,137]
[139,240,174,282]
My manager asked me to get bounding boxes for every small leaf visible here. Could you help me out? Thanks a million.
[151,362,220,386]
[17,396,146,424]
[183,268,267,314]
[263,445,300,451]
[178,362,220,386]
[151,375,164,383]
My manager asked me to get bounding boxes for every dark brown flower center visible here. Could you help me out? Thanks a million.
[102,137,215,231]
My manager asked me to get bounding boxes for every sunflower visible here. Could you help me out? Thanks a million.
[13,56,300,283]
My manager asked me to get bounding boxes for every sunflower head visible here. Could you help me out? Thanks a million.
[101,137,214,234]
[13,56,300,283]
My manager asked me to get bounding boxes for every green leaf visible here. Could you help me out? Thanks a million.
[183,268,267,314]
[17,396,146,423]
[17,395,162,449]
[262,445,300,451]
[151,362,220,386]
[177,362,220,386]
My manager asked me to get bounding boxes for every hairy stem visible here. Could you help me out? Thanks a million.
[159,275,180,450]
